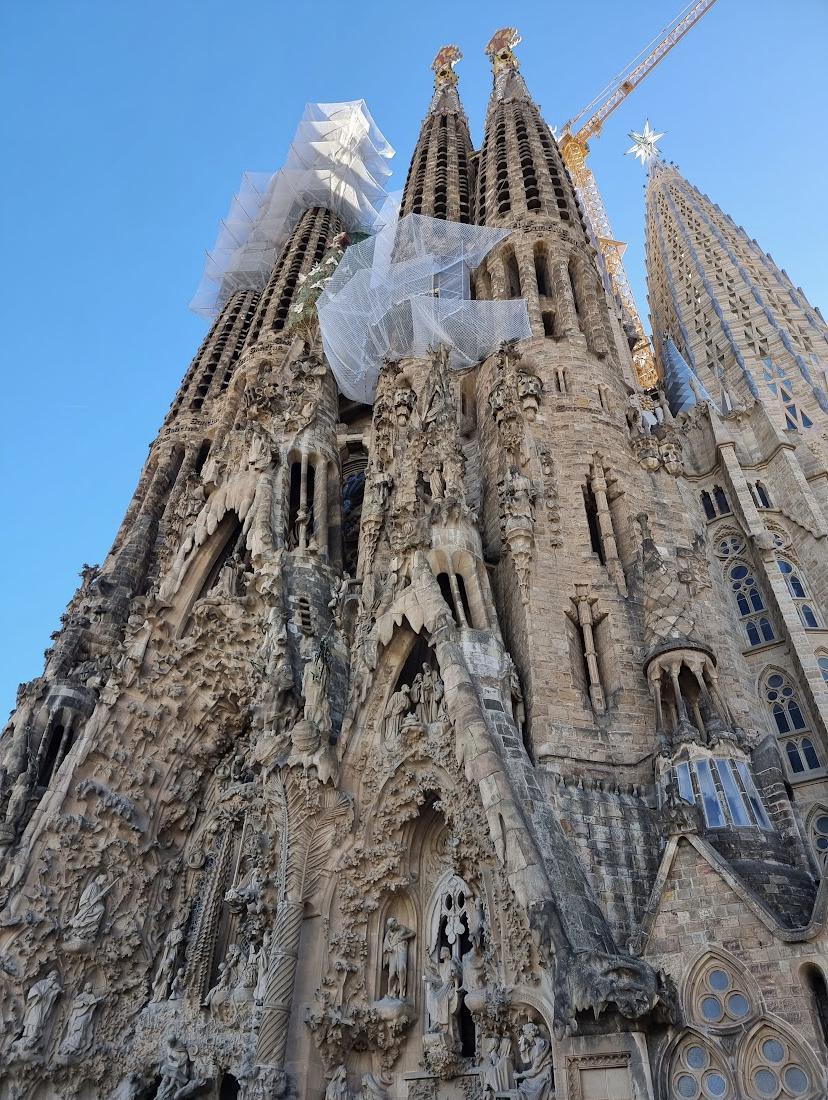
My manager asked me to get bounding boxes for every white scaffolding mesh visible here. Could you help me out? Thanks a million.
[317,212,532,402]
[190,101,394,318]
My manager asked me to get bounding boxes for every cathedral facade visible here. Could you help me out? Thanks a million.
[2,31,828,1100]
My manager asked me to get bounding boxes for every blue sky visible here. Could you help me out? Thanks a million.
[1,0,826,714]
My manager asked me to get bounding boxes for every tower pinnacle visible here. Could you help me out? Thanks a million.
[626,119,665,165]
[485,27,521,74]
[431,44,462,90]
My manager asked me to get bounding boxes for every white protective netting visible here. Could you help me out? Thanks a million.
[317,211,532,402]
[191,101,394,317]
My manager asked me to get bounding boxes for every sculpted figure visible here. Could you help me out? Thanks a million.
[429,465,446,501]
[383,684,410,745]
[156,1035,207,1100]
[425,947,462,1047]
[12,969,62,1059]
[57,981,104,1060]
[481,1035,515,1096]
[302,647,331,735]
[151,919,186,1002]
[325,1064,349,1100]
[382,916,415,1000]
[515,1022,554,1100]
[65,873,111,945]
[2,770,32,836]
[205,961,233,1019]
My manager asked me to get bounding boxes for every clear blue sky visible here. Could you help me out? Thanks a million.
[1,0,826,714]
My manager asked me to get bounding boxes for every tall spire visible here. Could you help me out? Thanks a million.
[644,149,828,427]
[400,45,473,222]
[476,27,581,227]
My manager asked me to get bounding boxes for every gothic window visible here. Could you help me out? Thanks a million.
[673,757,772,831]
[670,1036,733,1099]
[728,563,775,647]
[533,245,550,297]
[740,1027,817,1099]
[803,965,828,1053]
[714,532,746,558]
[425,872,478,1057]
[702,487,731,520]
[341,445,368,576]
[751,481,773,509]
[714,485,731,514]
[504,249,522,299]
[819,655,828,683]
[762,359,813,430]
[36,714,74,789]
[808,811,828,868]
[689,957,755,1029]
[763,672,822,776]
[194,439,212,476]
[582,483,604,563]
[777,559,820,628]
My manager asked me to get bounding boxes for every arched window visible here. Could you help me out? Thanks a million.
[740,1026,818,1099]
[504,249,521,300]
[714,532,746,559]
[764,672,822,776]
[819,655,828,683]
[809,811,828,868]
[713,485,731,515]
[670,1035,733,1099]
[702,487,731,520]
[803,965,828,1053]
[752,481,772,508]
[777,559,820,628]
[729,563,775,647]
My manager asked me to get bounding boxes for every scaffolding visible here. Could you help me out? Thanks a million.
[190,101,394,318]
[317,210,531,403]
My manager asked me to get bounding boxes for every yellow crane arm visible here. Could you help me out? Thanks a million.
[565,0,718,144]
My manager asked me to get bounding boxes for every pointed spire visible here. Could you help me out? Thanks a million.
[484,26,531,103]
[663,336,715,415]
[485,27,521,73]
[432,44,462,90]
[401,46,473,221]
[476,27,581,226]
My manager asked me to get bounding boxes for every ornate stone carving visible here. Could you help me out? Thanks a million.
[499,467,537,604]
[10,970,62,1062]
[56,981,105,1062]
[382,917,415,1000]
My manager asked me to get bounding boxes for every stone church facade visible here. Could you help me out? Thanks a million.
[2,32,828,1100]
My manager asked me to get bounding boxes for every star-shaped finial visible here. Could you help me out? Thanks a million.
[626,120,664,165]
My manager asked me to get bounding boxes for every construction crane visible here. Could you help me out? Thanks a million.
[557,0,718,388]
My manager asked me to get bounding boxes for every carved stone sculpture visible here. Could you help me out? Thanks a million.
[64,872,111,949]
[325,1063,349,1100]
[481,1034,515,1096]
[150,918,186,1003]
[382,916,415,1000]
[424,947,462,1048]
[515,1022,554,1100]
[156,1035,208,1100]
[57,982,104,1061]
[11,969,62,1061]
